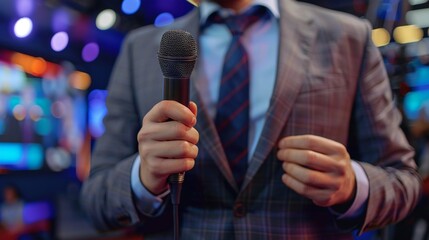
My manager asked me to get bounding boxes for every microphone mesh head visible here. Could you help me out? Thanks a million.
[158,30,197,78]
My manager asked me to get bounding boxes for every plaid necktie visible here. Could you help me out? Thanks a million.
[212,6,268,187]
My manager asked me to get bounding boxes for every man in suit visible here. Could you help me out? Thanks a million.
[81,0,422,239]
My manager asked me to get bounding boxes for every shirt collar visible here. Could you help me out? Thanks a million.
[199,0,279,25]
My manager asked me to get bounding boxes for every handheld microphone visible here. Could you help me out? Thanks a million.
[158,29,197,240]
[158,30,197,110]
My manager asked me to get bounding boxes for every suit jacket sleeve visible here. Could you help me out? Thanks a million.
[344,21,422,232]
[80,33,169,231]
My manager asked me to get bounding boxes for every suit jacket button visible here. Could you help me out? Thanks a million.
[234,202,246,218]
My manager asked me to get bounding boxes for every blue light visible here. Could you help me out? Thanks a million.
[0,144,21,164]
[404,90,429,120]
[27,144,44,169]
[0,143,43,170]
[154,12,174,27]
[407,66,429,88]
[89,90,108,138]
[35,118,52,136]
[121,0,141,15]
[0,120,4,134]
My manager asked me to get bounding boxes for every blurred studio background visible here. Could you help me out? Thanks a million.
[0,0,429,239]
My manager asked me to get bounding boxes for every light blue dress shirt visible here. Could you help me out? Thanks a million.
[131,0,369,219]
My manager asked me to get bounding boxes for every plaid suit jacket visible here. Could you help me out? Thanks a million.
[81,0,422,239]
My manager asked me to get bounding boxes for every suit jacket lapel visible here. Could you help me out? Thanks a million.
[242,0,316,190]
[186,9,239,191]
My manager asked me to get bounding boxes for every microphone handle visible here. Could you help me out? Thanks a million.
[164,77,190,106]
[164,77,190,205]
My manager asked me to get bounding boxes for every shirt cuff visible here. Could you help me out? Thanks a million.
[131,156,170,216]
[335,161,369,219]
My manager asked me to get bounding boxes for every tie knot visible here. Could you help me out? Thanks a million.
[208,6,269,35]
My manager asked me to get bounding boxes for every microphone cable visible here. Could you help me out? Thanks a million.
[169,173,184,240]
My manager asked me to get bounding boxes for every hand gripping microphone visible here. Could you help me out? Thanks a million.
[158,30,197,240]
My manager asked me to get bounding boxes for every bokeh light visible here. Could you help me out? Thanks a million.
[23,202,53,224]
[393,25,423,44]
[372,28,390,47]
[46,147,71,172]
[82,42,100,62]
[404,90,429,120]
[89,90,107,138]
[52,8,71,32]
[0,62,27,92]
[11,53,60,77]
[35,118,51,136]
[69,71,92,90]
[29,105,43,121]
[408,0,428,5]
[406,8,429,29]
[0,120,4,135]
[31,57,47,76]
[16,0,34,17]
[121,0,141,15]
[14,17,33,38]
[51,32,69,52]
[13,104,26,121]
[154,12,174,27]
[0,143,43,170]
[51,101,65,118]
[96,9,117,30]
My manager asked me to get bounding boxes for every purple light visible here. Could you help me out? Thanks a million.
[52,8,71,32]
[16,0,34,17]
[23,202,52,224]
[82,42,100,62]
[51,32,69,52]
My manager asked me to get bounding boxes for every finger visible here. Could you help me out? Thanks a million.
[282,162,340,189]
[141,140,199,159]
[189,101,198,117]
[144,100,196,127]
[279,135,348,156]
[144,157,196,176]
[138,121,199,144]
[277,148,344,173]
[282,174,333,203]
